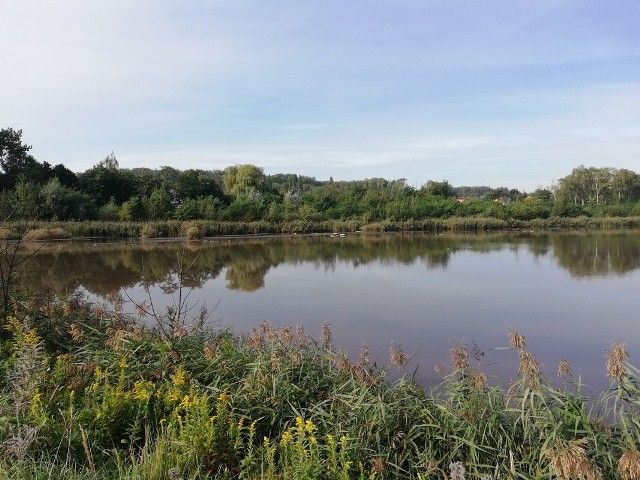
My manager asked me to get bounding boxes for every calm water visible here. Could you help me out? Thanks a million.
[24,231,640,390]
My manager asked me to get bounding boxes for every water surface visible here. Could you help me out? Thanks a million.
[24,231,640,390]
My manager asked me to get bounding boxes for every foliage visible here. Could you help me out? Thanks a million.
[1,285,640,479]
[3,127,640,230]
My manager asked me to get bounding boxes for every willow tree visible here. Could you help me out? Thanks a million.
[223,164,265,198]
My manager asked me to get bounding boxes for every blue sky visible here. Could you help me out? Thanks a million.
[2,1,639,191]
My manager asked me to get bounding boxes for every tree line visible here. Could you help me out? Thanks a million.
[2,127,640,223]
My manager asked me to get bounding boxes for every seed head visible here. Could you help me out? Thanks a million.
[69,323,84,344]
[518,349,542,387]
[557,359,572,379]
[618,450,640,480]
[543,438,599,480]
[320,323,333,350]
[357,343,370,367]
[607,341,629,381]
[450,345,469,370]
[508,329,526,349]
[470,368,488,389]
[390,341,408,369]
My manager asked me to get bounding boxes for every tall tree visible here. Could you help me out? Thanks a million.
[223,164,265,198]
[0,127,52,189]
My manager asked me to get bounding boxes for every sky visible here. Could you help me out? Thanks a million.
[1,1,639,191]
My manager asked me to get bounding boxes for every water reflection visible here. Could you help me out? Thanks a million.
[17,231,640,298]
[551,232,640,277]
[13,230,640,391]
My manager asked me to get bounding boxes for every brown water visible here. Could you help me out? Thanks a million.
[23,230,640,390]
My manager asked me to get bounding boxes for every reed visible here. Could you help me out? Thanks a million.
[1,291,639,479]
[0,216,639,241]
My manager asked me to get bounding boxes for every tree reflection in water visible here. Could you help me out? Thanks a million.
[13,230,640,299]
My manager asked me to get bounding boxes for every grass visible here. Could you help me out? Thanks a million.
[1,290,640,480]
[1,216,640,241]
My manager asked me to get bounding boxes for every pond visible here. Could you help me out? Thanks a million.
[22,230,640,391]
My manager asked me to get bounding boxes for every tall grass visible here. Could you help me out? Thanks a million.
[1,216,640,241]
[1,291,640,479]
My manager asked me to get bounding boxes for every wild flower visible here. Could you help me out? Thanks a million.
[607,340,629,381]
[172,366,188,387]
[118,357,128,370]
[449,461,466,480]
[280,430,293,446]
[217,390,230,404]
[132,380,153,402]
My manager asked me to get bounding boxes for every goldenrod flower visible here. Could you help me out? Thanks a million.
[24,328,41,346]
[305,419,317,434]
[132,381,152,402]
[172,366,188,386]
[280,430,293,446]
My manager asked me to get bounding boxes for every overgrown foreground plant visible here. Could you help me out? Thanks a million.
[1,295,640,479]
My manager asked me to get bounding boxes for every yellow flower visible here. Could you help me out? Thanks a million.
[309,435,317,445]
[118,357,128,370]
[179,394,190,409]
[217,390,230,404]
[295,416,305,432]
[172,366,188,386]
[305,419,316,434]
[132,381,152,402]
[166,389,180,403]
[24,328,41,346]
[280,430,293,446]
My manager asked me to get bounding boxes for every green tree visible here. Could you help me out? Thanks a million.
[78,153,136,206]
[13,176,41,219]
[147,188,174,220]
[0,127,52,189]
[175,169,223,202]
[422,180,455,198]
[223,164,265,198]
[119,195,146,221]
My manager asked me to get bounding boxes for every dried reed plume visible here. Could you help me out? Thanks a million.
[450,345,469,370]
[543,438,600,480]
[619,450,640,480]
[518,349,542,387]
[469,368,488,389]
[203,342,216,359]
[508,329,526,349]
[358,343,370,367]
[607,341,629,381]
[390,341,408,369]
[280,327,293,346]
[69,323,84,344]
[320,323,333,351]
[557,359,572,379]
